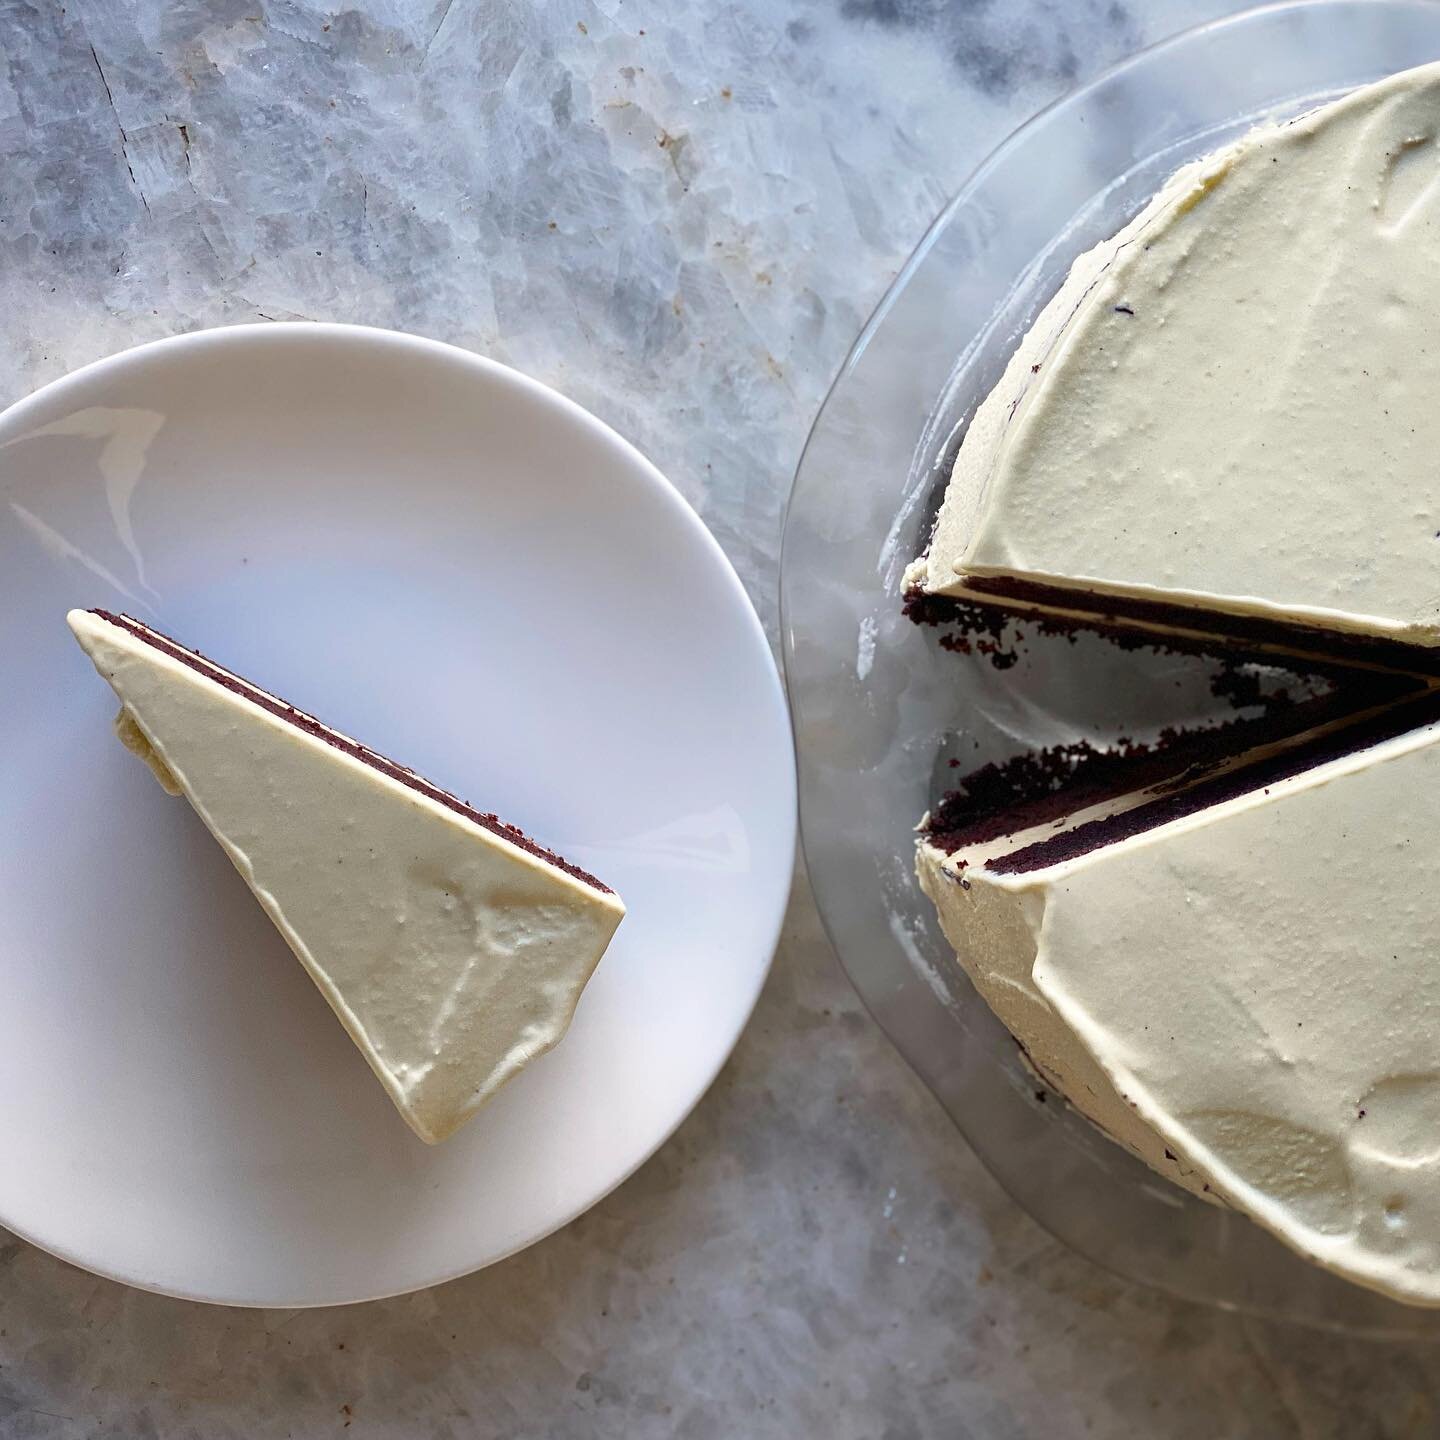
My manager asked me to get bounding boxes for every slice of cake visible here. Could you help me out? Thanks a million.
[908,61,1440,667]
[919,689,1440,1307]
[68,608,625,1145]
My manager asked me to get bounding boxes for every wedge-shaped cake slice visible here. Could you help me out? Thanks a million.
[69,608,625,1144]
[919,690,1440,1307]
[909,61,1440,664]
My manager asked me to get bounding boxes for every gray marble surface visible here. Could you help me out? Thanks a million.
[4,0,1439,1435]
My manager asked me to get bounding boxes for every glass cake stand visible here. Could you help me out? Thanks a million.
[781,0,1440,1337]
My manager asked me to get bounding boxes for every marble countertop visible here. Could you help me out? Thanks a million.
[4,1,1437,1435]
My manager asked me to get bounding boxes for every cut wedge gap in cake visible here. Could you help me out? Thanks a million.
[925,685,1440,878]
[923,657,1429,857]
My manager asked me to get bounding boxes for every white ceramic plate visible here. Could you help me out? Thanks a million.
[0,323,795,1306]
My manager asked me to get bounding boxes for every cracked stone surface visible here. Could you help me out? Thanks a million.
[3,1,1438,1436]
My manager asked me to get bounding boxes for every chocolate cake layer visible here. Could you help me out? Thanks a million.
[901,585,1434,685]
[961,575,1440,676]
[990,688,1440,874]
